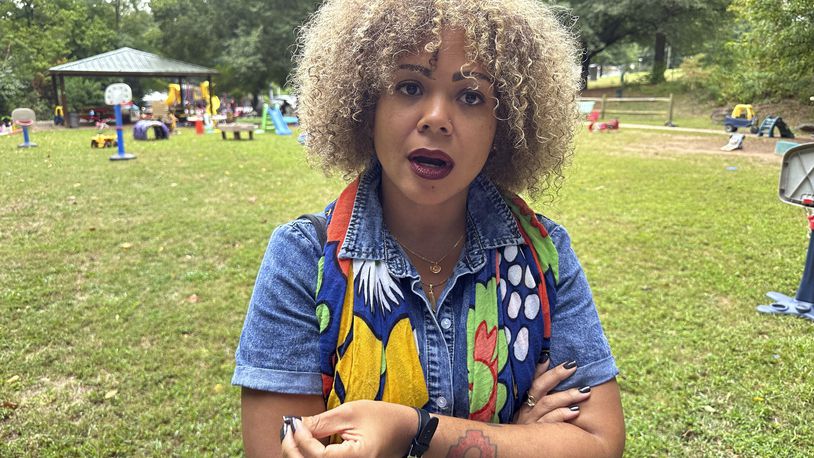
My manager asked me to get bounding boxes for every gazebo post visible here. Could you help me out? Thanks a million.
[177,77,183,114]
[51,76,58,108]
[207,75,214,117]
[59,75,67,116]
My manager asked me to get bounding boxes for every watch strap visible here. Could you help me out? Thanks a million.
[405,407,439,457]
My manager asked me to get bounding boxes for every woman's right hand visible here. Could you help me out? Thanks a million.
[513,359,591,424]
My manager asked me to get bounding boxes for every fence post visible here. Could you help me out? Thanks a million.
[666,93,675,127]
[601,94,607,120]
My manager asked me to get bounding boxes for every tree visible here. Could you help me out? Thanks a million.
[625,0,732,84]
[555,0,731,87]
[720,0,814,101]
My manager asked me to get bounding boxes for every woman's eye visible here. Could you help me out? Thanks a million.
[459,91,484,105]
[396,82,422,96]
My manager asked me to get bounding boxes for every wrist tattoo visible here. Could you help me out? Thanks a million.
[447,430,497,458]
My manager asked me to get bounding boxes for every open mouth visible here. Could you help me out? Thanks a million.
[408,149,454,180]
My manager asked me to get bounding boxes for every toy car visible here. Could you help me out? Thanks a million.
[91,133,118,148]
[724,104,759,134]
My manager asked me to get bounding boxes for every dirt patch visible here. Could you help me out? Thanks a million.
[624,129,797,165]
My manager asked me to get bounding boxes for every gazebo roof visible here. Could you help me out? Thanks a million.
[49,47,218,78]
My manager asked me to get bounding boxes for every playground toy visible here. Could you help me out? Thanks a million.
[53,105,64,126]
[105,83,135,161]
[775,140,800,155]
[757,115,795,138]
[11,108,37,148]
[90,133,118,148]
[0,116,13,136]
[133,120,170,140]
[259,103,295,135]
[724,104,759,134]
[720,133,745,151]
[586,111,619,132]
[757,143,814,320]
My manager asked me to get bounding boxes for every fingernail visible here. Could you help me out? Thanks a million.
[291,417,302,433]
[279,418,291,442]
[563,360,577,369]
[578,386,591,394]
[569,405,580,412]
[539,353,550,364]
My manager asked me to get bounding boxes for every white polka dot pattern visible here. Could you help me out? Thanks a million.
[508,292,521,319]
[504,245,517,262]
[513,327,529,361]
[524,266,536,289]
[524,293,540,320]
[508,265,522,286]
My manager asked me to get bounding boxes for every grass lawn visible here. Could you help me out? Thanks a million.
[2,126,813,456]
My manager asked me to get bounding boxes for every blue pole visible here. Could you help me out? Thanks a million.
[115,104,125,157]
[796,226,814,304]
[22,126,30,145]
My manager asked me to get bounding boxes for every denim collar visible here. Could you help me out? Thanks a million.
[338,164,524,277]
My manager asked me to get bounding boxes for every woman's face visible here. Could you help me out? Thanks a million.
[373,29,497,209]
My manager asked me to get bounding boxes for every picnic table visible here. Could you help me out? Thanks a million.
[219,123,257,140]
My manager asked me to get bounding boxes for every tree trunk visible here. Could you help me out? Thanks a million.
[579,40,590,90]
[650,32,666,84]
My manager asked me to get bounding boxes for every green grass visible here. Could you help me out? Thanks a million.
[2,127,814,456]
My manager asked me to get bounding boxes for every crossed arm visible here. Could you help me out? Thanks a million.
[242,368,624,457]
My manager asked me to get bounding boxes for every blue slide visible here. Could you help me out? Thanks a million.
[269,107,292,135]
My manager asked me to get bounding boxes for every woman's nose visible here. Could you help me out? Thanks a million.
[417,96,452,135]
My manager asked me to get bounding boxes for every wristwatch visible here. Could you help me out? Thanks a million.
[405,407,439,457]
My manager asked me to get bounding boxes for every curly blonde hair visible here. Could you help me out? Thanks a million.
[292,0,581,195]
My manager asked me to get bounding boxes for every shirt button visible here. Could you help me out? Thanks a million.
[437,396,448,409]
[440,318,452,330]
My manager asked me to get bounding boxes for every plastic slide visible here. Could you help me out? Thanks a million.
[199,81,220,115]
[269,107,292,135]
[166,84,181,106]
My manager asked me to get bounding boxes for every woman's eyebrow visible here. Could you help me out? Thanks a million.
[453,70,492,83]
[398,64,432,78]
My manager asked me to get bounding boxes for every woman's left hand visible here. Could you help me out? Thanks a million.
[281,400,417,457]
[513,359,590,425]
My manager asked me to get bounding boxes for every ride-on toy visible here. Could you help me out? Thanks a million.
[724,104,759,133]
[91,133,118,148]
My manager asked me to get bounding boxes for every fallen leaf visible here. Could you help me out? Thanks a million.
[6,375,20,384]
[247,196,257,203]
[104,389,118,399]
[186,294,199,303]
[702,405,716,413]
[170,182,178,187]
[119,242,133,249]
[2,400,18,409]
[753,396,764,402]
[214,384,224,394]
[73,182,81,187]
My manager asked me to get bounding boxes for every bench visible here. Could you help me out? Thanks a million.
[219,123,257,140]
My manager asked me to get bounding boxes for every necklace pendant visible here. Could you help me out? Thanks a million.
[429,263,441,274]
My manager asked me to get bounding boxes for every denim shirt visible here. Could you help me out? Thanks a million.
[232,167,618,418]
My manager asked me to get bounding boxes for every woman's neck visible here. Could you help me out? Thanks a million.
[380,185,468,256]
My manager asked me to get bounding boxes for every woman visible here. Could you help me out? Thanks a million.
[233,0,624,456]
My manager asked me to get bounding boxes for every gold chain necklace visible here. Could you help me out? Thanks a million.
[421,279,448,305]
[395,233,465,275]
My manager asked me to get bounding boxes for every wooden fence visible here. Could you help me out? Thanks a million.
[578,94,675,127]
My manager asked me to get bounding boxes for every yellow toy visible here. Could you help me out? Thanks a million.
[724,104,758,133]
[90,133,118,148]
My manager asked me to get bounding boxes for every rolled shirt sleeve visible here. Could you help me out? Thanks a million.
[232,219,324,394]
[544,220,619,391]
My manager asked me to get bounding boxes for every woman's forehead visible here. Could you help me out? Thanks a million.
[391,29,489,73]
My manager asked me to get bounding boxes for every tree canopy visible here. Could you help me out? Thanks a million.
[0,0,810,115]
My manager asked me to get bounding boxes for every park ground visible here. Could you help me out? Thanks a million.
[2,119,814,456]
